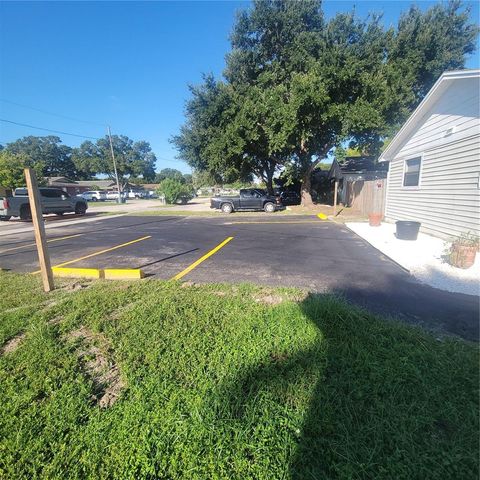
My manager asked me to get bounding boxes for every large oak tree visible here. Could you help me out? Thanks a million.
[173,0,477,203]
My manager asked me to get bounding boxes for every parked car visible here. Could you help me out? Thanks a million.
[210,188,282,213]
[277,190,301,206]
[105,191,126,200]
[81,190,107,202]
[124,189,146,199]
[0,188,88,221]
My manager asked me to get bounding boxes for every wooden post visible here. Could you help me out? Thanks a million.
[333,180,338,216]
[24,168,54,292]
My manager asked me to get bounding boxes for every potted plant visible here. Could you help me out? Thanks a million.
[448,232,479,269]
[368,212,383,227]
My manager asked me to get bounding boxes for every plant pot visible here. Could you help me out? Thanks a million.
[450,244,477,269]
[368,213,382,227]
[396,221,421,241]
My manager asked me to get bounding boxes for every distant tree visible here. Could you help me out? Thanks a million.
[182,173,193,185]
[0,150,45,188]
[192,170,220,189]
[155,168,185,183]
[72,135,157,188]
[4,136,85,179]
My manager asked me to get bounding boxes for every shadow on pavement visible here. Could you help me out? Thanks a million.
[136,248,199,269]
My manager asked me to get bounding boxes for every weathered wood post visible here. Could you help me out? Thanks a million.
[24,168,54,292]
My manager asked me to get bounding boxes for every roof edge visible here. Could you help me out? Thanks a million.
[379,69,480,162]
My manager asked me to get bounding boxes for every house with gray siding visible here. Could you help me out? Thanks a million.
[379,70,480,239]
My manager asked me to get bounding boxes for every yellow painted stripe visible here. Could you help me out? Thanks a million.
[32,235,151,274]
[52,267,102,279]
[0,233,84,254]
[104,268,145,280]
[317,213,328,220]
[226,220,322,225]
[171,236,234,281]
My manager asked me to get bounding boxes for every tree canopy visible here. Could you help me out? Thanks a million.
[155,168,186,183]
[0,150,45,189]
[4,136,84,179]
[72,135,156,187]
[172,0,478,203]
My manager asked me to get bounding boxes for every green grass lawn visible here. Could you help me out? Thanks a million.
[0,272,478,479]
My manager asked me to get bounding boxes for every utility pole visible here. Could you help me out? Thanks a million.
[24,168,54,292]
[107,126,122,203]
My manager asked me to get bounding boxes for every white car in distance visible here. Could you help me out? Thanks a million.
[81,190,107,202]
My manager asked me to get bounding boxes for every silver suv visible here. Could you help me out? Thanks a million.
[81,190,107,201]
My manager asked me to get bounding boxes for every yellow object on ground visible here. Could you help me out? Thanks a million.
[317,213,328,220]
[103,269,145,280]
[52,267,102,279]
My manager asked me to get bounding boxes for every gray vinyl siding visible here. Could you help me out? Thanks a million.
[384,76,480,239]
[385,134,480,239]
[395,78,480,159]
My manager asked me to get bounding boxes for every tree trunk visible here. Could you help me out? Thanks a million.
[265,173,274,195]
[300,172,314,207]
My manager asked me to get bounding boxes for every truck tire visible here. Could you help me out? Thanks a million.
[75,203,87,215]
[20,205,32,221]
[221,203,233,214]
[0,215,11,221]
[264,202,275,213]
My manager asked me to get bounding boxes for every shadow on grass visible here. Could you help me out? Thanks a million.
[218,293,478,479]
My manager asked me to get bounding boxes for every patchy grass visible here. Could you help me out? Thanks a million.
[0,272,478,479]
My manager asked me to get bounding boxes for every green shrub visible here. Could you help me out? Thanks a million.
[156,178,193,204]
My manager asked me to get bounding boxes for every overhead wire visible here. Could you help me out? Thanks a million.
[0,100,184,165]
[0,98,106,127]
[0,118,100,140]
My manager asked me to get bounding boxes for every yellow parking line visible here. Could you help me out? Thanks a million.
[0,233,84,254]
[31,235,151,274]
[171,236,234,281]
[226,220,323,225]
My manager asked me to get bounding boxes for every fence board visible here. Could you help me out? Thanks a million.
[346,179,386,215]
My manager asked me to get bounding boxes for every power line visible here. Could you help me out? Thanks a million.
[0,118,100,140]
[0,98,106,127]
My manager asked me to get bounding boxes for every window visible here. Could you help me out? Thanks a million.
[40,189,56,198]
[403,157,421,187]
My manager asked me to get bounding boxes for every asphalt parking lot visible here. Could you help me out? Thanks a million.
[1,214,478,341]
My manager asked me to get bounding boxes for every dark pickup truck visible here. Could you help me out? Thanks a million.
[210,188,281,213]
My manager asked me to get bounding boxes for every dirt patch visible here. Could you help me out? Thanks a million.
[253,293,284,306]
[63,281,91,292]
[1,332,26,355]
[65,326,124,408]
[181,281,196,288]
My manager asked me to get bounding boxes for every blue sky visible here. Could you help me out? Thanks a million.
[1,1,479,174]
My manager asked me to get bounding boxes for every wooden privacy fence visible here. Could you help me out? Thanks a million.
[344,178,386,215]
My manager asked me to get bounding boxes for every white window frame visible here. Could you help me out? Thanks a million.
[401,154,423,190]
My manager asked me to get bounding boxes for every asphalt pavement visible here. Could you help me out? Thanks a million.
[1,214,478,341]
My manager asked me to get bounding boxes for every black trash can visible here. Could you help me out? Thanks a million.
[396,221,421,240]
